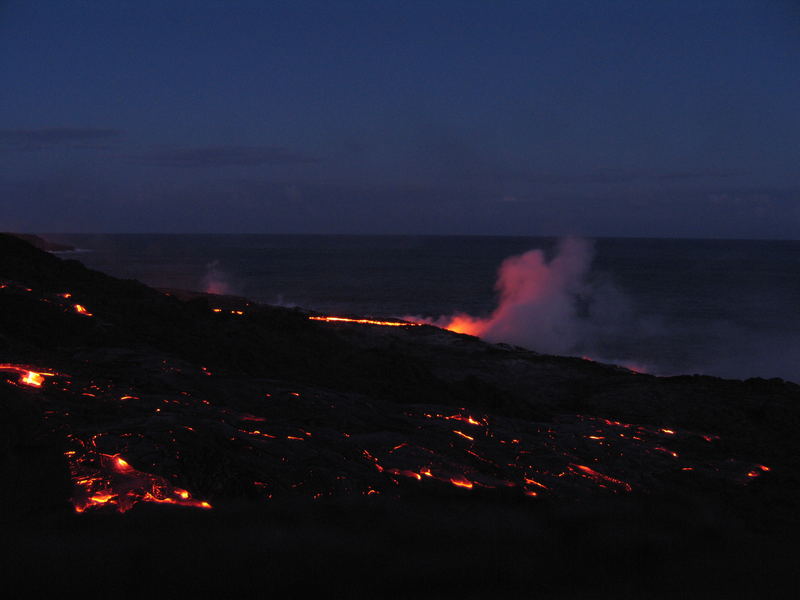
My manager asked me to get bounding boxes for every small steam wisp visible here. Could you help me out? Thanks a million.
[203,260,232,295]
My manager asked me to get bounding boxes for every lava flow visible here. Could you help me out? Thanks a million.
[73,303,93,316]
[0,364,55,387]
[309,316,421,327]
[68,448,212,514]
[0,340,772,514]
[1,360,211,514]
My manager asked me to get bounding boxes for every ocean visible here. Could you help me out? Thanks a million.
[48,234,800,383]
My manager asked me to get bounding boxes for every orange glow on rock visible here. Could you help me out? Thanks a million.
[441,314,486,336]
[89,492,116,504]
[387,468,422,480]
[0,364,56,388]
[69,452,212,514]
[524,477,548,489]
[240,414,267,422]
[74,304,93,316]
[653,447,679,458]
[571,464,633,493]
[22,371,46,387]
[449,477,474,489]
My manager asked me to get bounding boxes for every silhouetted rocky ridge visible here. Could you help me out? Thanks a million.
[3,232,76,252]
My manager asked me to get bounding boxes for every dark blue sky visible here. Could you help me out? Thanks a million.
[1,0,798,237]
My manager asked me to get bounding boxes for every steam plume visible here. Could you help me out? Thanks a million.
[422,237,621,356]
[202,260,232,295]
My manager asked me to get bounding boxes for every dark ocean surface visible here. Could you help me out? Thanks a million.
[48,234,800,383]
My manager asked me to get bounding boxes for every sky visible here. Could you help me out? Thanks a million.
[1,0,798,237]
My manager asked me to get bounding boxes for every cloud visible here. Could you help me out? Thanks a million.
[419,162,746,192]
[517,168,744,186]
[0,127,122,147]
[131,146,320,168]
[653,169,743,181]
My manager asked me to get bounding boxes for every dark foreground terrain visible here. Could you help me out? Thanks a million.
[1,233,798,598]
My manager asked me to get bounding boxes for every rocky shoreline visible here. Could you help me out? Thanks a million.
[1,232,797,598]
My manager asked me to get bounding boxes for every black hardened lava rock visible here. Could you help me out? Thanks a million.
[0,380,72,519]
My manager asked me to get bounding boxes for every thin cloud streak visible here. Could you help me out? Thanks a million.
[129,146,320,168]
[0,127,122,145]
[516,168,745,186]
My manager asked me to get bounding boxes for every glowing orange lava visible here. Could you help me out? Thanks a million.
[449,476,474,489]
[524,477,548,489]
[69,452,212,513]
[74,304,93,316]
[0,364,56,387]
[309,316,421,327]
[441,314,486,336]
[571,464,632,492]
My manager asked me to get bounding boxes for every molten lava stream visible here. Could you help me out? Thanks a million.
[0,364,55,387]
[309,316,420,327]
[69,452,212,513]
[73,303,93,316]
